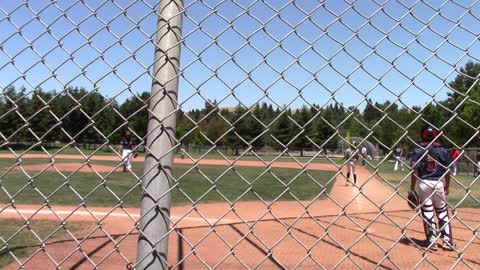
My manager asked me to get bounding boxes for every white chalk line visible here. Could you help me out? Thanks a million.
[0,209,239,224]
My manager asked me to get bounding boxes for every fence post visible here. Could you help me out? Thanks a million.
[135,0,183,269]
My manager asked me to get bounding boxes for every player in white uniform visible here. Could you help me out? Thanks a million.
[360,145,372,165]
[410,126,455,251]
[393,146,404,171]
[120,130,137,172]
[475,150,480,177]
[344,143,359,185]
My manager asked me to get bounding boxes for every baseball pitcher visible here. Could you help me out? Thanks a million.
[410,126,455,251]
[344,142,359,185]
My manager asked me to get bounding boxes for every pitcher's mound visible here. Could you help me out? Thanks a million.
[13,163,122,173]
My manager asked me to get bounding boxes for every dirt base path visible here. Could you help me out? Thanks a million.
[1,158,479,269]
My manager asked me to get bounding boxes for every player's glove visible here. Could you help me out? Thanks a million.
[407,190,419,210]
[133,153,138,158]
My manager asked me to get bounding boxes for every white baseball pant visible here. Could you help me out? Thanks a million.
[122,149,133,170]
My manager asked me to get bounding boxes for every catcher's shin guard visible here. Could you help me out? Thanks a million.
[421,203,437,239]
[436,205,453,241]
[353,174,357,184]
[347,172,350,181]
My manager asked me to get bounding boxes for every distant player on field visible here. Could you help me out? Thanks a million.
[180,142,187,159]
[475,150,480,177]
[360,144,372,165]
[410,125,455,251]
[120,130,137,172]
[393,146,404,171]
[406,147,414,168]
[449,148,460,176]
[344,142,359,185]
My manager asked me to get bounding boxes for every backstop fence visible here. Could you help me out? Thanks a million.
[1,0,480,269]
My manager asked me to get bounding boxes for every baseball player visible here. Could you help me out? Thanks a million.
[179,142,187,159]
[344,142,359,185]
[475,150,480,177]
[410,126,455,251]
[393,146,404,171]
[360,145,372,165]
[449,148,460,176]
[120,130,137,172]
[406,147,415,168]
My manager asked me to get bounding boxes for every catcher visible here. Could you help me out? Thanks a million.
[409,125,455,251]
[120,130,138,172]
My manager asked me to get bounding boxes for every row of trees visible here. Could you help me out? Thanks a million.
[0,87,149,146]
[1,62,479,151]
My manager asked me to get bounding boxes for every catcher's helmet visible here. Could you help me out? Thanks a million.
[421,125,439,142]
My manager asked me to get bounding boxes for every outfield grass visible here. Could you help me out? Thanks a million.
[0,219,90,268]
[365,160,480,208]
[0,159,337,207]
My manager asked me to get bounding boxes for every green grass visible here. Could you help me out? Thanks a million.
[0,159,337,207]
[0,157,109,167]
[365,160,480,208]
[0,219,91,268]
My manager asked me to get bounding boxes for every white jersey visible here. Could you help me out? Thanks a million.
[345,148,359,162]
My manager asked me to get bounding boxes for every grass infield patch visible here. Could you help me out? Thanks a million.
[0,159,336,207]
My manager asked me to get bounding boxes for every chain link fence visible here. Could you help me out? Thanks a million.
[1,0,480,269]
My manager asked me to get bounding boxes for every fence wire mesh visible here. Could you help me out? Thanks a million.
[1,0,480,269]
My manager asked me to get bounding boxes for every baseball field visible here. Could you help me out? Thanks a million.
[364,159,480,208]
[0,155,337,207]
[1,153,480,269]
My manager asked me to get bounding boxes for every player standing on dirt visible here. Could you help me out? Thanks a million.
[344,142,359,185]
[360,144,372,165]
[410,125,455,251]
[393,145,404,171]
[120,130,137,172]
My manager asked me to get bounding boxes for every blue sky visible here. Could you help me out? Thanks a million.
[1,0,480,112]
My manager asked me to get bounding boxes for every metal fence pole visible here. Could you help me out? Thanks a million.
[136,0,183,269]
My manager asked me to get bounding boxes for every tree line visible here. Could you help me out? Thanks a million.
[0,87,149,147]
[1,61,479,151]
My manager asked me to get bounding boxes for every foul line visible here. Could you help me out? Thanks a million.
[1,209,239,224]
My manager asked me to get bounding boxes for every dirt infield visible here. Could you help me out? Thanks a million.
[1,156,480,269]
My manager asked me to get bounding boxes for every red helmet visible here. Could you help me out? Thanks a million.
[421,125,439,142]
